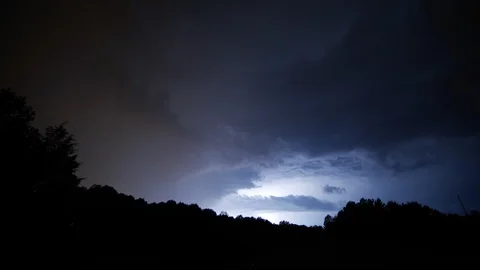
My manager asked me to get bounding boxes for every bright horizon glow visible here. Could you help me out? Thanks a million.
[208,149,383,225]
[217,208,338,226]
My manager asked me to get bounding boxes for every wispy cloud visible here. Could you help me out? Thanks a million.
[217,194,339,212]
[323,185,346,194]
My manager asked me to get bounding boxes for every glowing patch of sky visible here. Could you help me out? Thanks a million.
[210,148,392,225]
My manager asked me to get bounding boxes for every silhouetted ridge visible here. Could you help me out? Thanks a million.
[3,88,479,267]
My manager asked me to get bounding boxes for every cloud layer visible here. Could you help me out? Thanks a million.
[2,1,479,225]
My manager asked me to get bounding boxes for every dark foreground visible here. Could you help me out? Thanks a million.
[12,186,480,267]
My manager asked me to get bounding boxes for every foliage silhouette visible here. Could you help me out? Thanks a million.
[1,88,82,195]
[3,88,479,267]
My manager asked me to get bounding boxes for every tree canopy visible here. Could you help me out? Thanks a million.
[1,88,82,194]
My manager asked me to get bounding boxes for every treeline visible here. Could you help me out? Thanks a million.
[3,88,479,267]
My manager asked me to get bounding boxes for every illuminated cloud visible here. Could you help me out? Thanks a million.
[205,134,479,225]
[205,139,392,224]
[217,194,339,212]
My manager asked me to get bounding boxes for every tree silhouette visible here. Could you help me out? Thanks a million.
[1,88,82,195]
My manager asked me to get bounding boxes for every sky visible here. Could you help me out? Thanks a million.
[2,0,479,226]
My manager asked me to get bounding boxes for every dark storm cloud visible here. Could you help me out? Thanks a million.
[1,0,479,220]
[376,136,480,212]
[237,1,479,155]
[323,185,346,194]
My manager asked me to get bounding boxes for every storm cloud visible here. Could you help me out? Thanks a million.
[1,0,479,225]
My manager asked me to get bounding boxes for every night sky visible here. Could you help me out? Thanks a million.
[2,0,479,225]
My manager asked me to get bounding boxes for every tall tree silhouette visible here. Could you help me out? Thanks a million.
[0,88,82,195]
